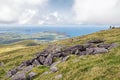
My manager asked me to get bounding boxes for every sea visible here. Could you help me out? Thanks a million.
[0,25,109,37]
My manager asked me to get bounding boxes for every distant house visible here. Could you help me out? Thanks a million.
[109,26,120,29]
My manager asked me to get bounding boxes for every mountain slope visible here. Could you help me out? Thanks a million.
[0,29,120,80]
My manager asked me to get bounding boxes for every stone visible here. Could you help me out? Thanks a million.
[32,59,41,67]
[44,54,53,66]
[37,56,46,65]
[83,43,95,48]
[7,68,18,77]
[7,71,12,77]
[11,72,26,80]
[61,56,70,62]
[22,60,32,66]
[97,43,111,49]
[50,61,60,68]
[28,72,37,79]
[17,64,24,71]
[55,74,62,79]
[108,43,119,50]
[53,53,62,58]
[93,48,108,54]
[60,52,69,57]
[86,48,94,54]
[88,39,105,44]
[36,52,48,58]
[23,65,33,73]
[50,67,58,72]
[75,49,79,55]
[79,51,86,55]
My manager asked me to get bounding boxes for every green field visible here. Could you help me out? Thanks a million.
[0,29,120,80]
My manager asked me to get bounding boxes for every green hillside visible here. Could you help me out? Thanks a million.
[0,29,120,80]
[0,32,69,44]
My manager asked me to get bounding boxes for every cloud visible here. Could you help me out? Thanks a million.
[73,0,120,24]
[0,0,48,24]
[38,11,64,25]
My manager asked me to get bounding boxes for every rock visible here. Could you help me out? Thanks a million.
[22,60,32,66]
[55,74,62,79]
[7,71,12,77]
[50,67,58,72]
[60,52,69,57]
[36,52,48,58]
[50,61,60,68]
[83,43,95,48]
[7,68,18,77]
[17,64,24,71]
[97,43,111,49]
[44,54,53,66]
[11,72,26,80]
[53,53,62,58]
[86,48,94,54]
[71,45,86,51]
[37,56,46,65]
[42,71,51,75]
[75,49,79,55]
[93,48,108,54]
[32,59,41,67]
[23,65,33,73]
[88,39,105,44]
[61,56,70,62]
[108,43,119,50]
[28,72,37,79]
[78,51,86,56]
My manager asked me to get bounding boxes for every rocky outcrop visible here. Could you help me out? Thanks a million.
[7,39,119,80]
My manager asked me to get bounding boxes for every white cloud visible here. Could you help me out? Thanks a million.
[38,11,63,25]
[73,0,120,24]
[0,0,48,24]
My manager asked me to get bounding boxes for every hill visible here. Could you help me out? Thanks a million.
[0,31,69,44]
[0,29,120,80]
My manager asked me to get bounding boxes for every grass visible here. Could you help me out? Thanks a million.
[0,29,120,80]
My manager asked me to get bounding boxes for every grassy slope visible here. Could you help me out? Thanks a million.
[0,29,120,80]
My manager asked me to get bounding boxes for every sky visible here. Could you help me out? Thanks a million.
[0,0,120,25]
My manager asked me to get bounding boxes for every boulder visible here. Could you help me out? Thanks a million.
[71,45,86,51]
[7,68,18,77]
[44,54,53,66]
[28,72,37,79]
[11,72,26,80]
[32,59,41,67]
[50,61,60,68]
[97,43,110,49]
[75,49,80,55]
[83,43,95,48]
[50,67,58,72]
[61,56,70,62]
[86,48,94,54]
[23,65,33,73]
[88,39,105,44]
[37,56,46,65]
[108,43,119,50]
[93,48,108,54]
[17,64,24,71]
[22,60,32,66]
[42,71,51,75]
[60,52,69,57]
[78,51,86,56]
[36,52,48,58]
